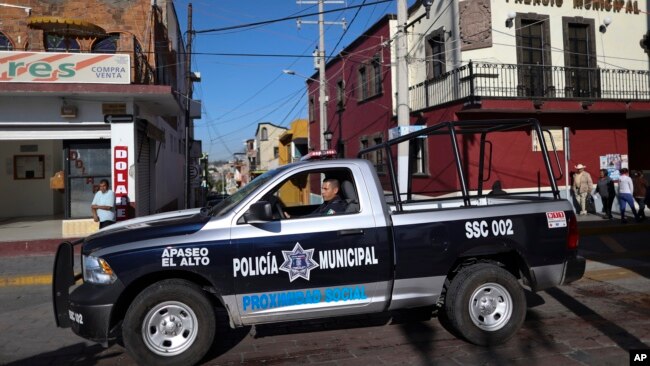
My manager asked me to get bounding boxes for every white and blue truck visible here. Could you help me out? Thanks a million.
[53,118,585,366]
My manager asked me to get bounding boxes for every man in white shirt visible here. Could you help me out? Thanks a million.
[617,168,640,223]
[91,179,116,228]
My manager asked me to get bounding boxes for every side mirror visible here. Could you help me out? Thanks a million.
[244,201,273,223]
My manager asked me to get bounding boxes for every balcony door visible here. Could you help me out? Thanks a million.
[515,15,552,97]
[563,19,599,98]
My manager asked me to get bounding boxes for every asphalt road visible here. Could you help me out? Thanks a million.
[0,231,648,366]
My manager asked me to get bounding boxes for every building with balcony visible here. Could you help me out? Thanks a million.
[0,0,198,235]
[308,1,649,198]
[406,0,650,193]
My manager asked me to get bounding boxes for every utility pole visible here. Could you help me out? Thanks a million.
[184,3,193,209]
[296,0,346,150]
[317,0,327,150]
[396,0,409,195]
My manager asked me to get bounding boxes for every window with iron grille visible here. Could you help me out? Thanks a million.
[336,80,345,111]
[357,54,383,101]
[411,138,427,174]
[0,32,13,50]
[309,97,315,122]
[360,138,369,153]
[372,54,382,95]
[45,34,80,52]
[358,66,368,100]
[374,136,384,173]
[92,34,119,53]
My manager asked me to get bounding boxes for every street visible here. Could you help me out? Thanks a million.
[1,231,648,366]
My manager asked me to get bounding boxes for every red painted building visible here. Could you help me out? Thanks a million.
[307,15,397,163]
[308,2,650,200]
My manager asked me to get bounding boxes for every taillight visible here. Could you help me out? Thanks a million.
[567,214,579,250]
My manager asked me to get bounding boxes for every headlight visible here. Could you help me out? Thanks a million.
[83,255,117,284]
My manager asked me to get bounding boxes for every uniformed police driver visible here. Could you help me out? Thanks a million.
[91,179,116,228]
[311,178,347,215]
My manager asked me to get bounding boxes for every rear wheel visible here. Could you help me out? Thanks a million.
[123,279,216,366]
[441,263,526,346]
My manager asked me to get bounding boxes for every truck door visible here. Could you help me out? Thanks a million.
[229,166,392,325]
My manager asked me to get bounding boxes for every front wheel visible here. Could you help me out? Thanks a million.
[441,263,526,346]
[123,279,216,366]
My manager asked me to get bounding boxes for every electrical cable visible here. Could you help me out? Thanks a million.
[327,0,367,61]
[191,0,392,34]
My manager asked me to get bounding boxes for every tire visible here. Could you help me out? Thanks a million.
[123,279,216,366]
[441,263,526,346]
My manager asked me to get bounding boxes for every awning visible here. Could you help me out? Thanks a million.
[27,16,106,38]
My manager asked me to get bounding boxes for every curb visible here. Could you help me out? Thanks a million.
[0,238,79,257]
[578,222,650,236]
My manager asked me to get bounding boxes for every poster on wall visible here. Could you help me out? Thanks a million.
[599,154,629,181]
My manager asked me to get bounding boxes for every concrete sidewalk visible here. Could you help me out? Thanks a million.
[574,210,650,235]
[0,216,80,257]
[0,211,648,257]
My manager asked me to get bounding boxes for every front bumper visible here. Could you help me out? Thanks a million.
[562,255,586,284]
[68,288,119,345]
[52,241,123,345]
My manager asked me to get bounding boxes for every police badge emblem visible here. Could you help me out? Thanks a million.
[279,242,319,282]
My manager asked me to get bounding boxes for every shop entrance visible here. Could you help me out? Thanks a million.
[64,141,111,219]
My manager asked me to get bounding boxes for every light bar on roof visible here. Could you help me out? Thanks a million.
[300,149,338,161]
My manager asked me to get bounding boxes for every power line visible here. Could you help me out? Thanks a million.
[192,0,393,34]
[193,52,314,57]
[327,0,367,60]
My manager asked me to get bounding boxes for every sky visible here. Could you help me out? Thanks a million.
[173,0,411,161]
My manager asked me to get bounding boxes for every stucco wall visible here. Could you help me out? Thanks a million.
[0,140,63,218]
[468,0,649,70]
[407,0,649,87]
[257,124,287,171]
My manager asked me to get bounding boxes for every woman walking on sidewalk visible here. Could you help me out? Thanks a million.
[618,168,640,223]
[595,169,615,220]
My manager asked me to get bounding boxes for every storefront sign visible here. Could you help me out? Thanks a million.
[114,146,129,220]
[505,0,640,14]
[0,51,130,83]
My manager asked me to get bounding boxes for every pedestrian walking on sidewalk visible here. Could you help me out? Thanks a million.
[573,164,593,216]
[91,179,116,229]
[618,168,640,223]
[595,169,615,220]
[632,170,647,220]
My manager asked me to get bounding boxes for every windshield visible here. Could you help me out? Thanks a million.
[209,167,284,216]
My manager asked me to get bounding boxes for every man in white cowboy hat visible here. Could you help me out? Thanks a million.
[573,163,593,215]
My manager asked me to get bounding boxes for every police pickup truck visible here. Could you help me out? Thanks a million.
[53,118,585,366]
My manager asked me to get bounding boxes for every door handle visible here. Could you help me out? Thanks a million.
[339,229,364,236]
